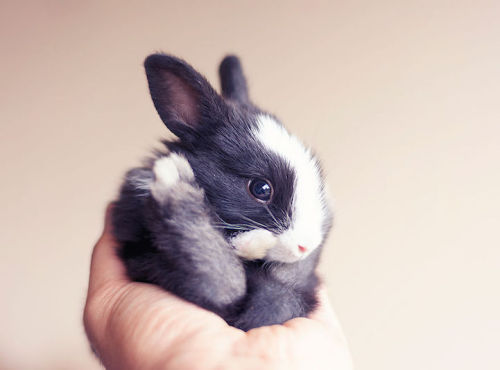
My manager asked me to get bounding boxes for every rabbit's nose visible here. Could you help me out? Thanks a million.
[298,245,307,253]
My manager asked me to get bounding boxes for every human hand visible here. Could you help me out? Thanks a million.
[83,205,353,369]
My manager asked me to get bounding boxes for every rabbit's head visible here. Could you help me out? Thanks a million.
[145,54,332,263]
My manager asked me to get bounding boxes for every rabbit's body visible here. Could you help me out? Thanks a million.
[112,54,332,330]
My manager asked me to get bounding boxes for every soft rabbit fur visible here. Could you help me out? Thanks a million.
[112,54,332,331]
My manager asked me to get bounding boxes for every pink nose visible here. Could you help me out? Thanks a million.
[298,245,307,253]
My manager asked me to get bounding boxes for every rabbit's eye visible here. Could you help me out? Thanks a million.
[248,178,273,203]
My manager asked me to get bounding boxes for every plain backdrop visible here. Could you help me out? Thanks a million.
[1,1,499,369]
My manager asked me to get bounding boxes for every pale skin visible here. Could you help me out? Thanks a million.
[83,205,353,369]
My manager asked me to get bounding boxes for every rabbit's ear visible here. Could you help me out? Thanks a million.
[219,55,250,105]
[144,54,225,141]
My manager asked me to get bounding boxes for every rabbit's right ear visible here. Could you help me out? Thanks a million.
[144,54,225,142]
[219,55,250,106]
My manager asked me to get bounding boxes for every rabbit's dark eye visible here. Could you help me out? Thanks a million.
[248,178,273,203]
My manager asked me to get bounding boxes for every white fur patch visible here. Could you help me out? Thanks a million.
[253,114,326,262]
[151,153,194,201]
[231,229,277,260]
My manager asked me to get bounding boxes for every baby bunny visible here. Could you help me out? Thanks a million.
[112,54,332,330]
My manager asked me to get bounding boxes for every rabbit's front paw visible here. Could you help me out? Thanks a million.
[151,153,194,201]
[231,230,277,260]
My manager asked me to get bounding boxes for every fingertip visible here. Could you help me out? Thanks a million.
[88,203,128,293]
[94,202,118,248]
[103,202,116,234]
[315,285,331,308]
[308,285,341,328]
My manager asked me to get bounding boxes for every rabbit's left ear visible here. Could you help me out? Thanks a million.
[144,54,225,141]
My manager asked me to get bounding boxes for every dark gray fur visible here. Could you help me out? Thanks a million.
[112,54,332,330]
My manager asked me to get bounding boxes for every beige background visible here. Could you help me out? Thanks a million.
[1,1,499,369]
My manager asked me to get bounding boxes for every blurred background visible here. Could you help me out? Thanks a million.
[1,0,499,369]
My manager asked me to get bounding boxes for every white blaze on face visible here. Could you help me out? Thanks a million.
[253,114,327,263]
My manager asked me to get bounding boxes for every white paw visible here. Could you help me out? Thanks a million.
[151,154,194,201]
[231,229,277,260]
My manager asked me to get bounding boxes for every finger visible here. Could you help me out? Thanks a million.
[308,285,350,346]
[87,203,129,295]
[308,285,341,328]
